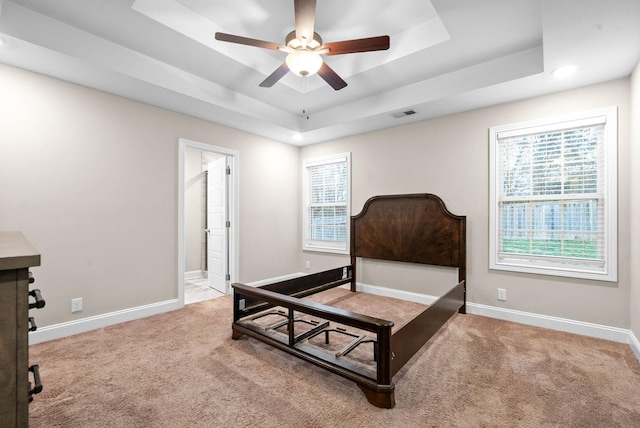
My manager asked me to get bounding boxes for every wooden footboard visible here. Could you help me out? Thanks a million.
[232,278,464,408]
[232,281,397,408]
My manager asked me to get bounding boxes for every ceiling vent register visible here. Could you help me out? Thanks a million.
[392,110,417,118]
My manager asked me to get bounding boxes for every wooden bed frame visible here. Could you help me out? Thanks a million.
[231,193,466,408]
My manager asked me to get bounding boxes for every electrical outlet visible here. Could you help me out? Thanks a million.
[71,297,83,312]
[305,261,311,270]
[497,288,507,301]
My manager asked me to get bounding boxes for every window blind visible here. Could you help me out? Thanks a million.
[302,153,351,253]
[308,161,348,242]
[498,124,605,266]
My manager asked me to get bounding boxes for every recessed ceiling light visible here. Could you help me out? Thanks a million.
[552,64,578,79]
[292,133,303,142]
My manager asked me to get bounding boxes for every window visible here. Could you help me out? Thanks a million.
[489,107,617,281]
[302,153,351,253]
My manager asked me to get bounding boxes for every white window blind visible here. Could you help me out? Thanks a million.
[489,108,617,281]
[302,153,351,253]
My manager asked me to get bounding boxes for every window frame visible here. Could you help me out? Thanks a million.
[489,107,617,282]
[302,152,351,254]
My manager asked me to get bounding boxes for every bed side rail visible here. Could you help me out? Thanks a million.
[389,280,465,377]
[237,266,352,317]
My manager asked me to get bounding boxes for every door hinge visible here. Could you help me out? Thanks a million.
[226,221,231,228]
[225,274,231,281]
[226,166,231,175]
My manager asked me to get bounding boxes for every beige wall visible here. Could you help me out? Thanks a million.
[301,78,632,328]
[630,61,640,340]
[1,61,635,333]
[0,63,300,327]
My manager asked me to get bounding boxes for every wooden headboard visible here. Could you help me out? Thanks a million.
[350,194,466,282]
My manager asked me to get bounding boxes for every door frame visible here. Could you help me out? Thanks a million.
[178,138,239,305]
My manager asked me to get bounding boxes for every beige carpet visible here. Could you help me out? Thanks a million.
[29,288,640,427]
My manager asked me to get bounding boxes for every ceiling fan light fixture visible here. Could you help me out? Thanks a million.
[286,50,323,77]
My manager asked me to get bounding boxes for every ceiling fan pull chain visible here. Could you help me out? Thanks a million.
[302,78,309,119]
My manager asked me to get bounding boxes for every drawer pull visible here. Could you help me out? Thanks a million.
[28,289,46,310]
[28,365,43,402]
[28,316,38,332]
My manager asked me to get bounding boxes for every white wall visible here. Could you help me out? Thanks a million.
[0,63,300,328]
[300,78,632,329]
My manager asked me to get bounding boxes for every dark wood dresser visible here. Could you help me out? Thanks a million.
[0,232,43,427]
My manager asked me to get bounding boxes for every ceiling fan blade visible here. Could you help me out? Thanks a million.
[324,35,390,56]
[215,32,283,51]
[294,0,316,44]
[259,63,290,88]
[317,62,347,91]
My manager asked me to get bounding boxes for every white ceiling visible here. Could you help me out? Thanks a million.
[1,0,639,146]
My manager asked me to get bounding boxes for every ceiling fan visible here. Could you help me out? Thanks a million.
[215,0,390,91]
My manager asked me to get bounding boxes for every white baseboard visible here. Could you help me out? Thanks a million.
[630,330,640,362]
[466,302,631,344]
[244,272,307,287]
[28,271,640,365]
[184,270,205,280]
[29,299,182,345]
[348,282,439,305]
[28,273,308,345]
[353,282,638,360]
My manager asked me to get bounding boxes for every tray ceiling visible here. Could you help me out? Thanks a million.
[0,0,638,145]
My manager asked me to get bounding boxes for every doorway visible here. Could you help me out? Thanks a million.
[178,138,239,305]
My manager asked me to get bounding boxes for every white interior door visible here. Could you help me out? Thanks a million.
[206,157,228,294]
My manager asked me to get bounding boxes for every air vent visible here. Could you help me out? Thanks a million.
[391,109,416,119]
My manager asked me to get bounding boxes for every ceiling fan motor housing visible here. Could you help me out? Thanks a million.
[285,30,323,49]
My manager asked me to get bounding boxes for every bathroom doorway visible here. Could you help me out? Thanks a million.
[178,139,239,305]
